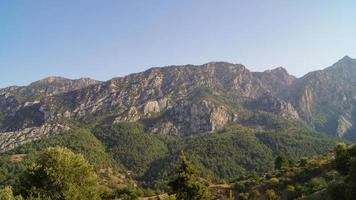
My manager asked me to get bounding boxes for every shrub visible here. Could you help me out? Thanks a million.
[265,189,278,200]
[249,189,260,199]
[239,192,249,200]
[0,186,23,200]
[270,178,279,185]
[299,157,308,167]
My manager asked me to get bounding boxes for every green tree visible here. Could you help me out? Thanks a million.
[327,182,346,200]
[333,143,350,176]
[346,157,356,199]
[169,151,211,200]
[0,186,23,200]
[274,156,286,170]
[19,147,100,200]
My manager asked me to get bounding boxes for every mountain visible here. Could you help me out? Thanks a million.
[1,58,355,141]
[0,62,298,134]
[0,56,355,189]
[285,56,356,138]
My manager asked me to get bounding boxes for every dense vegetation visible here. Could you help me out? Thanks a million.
[142,124,336,188]
[0,120,338,199]
[0,128,119,188]
[93,123,168,176]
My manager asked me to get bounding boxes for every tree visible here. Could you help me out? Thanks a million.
[19,147,100,200]
[274,156,286,170]
[0,186,23,200]
[333,143,350,176]
[345,157,356,199]
[169,151,210,200]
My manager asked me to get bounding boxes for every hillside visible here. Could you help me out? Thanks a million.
[207,143,356,200]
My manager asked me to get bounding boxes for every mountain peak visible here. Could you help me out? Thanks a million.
[336,55,355,65]
[263,66,293,78]
[271,66,288,73]
[35,76,69,84]
[341,55,352,60]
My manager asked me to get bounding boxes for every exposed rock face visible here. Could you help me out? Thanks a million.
[247,93,299,120]
[2,56,356,152]
[150,121,179,135]
[169,100,231,134]
[142,98,170,116]
[337,115,353,138]
[0,123,70,152]
[143,101,161,116]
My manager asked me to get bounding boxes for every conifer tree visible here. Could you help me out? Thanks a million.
[169,151,210,200]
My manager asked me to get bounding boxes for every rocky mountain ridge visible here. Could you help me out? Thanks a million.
[1,56,356,151]
[0,76,100,98]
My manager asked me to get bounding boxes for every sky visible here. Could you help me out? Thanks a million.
[1,0,356,88]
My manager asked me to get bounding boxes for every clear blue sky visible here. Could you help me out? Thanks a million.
[1,0,356,88]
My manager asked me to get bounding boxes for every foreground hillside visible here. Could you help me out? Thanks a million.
[0,123,336,190]
[0,139,353,200]
[215,143,356,200]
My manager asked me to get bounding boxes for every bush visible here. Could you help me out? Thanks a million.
[299,157,308,167]
[249,189,260,199]
[0,186,23,200]
[287,185,295,192]
[308,177,326,191]
[270,178,279,186]
[239,192,249,200]
[265,189,278,200]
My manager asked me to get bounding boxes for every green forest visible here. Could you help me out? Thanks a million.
[0,120,343,199]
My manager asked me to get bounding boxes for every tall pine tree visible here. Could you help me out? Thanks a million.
[169,151,211,200]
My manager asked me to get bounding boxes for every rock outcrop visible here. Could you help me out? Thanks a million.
[0,123,69,152]
[169,100,232,134]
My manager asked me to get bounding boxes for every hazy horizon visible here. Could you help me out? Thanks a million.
[1,0,356,88]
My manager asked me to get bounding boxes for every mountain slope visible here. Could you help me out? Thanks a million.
[285,56,356,138]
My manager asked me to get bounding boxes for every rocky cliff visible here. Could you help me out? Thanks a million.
[1,57,356,151]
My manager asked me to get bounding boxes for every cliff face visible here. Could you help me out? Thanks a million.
[1,57,356,151]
